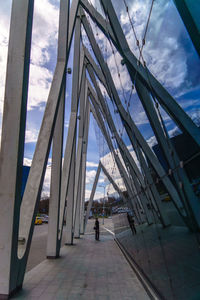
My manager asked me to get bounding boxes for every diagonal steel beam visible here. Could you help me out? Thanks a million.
[0,0,34,296]
[81,0,200,147]
[18,0,79,258]
[47,75,66,259]
[135,79,200,230]
[87,68,155,224]
[86,64,170,226]
[85,162,101,229]
[89,89,145,223]
[74,65,87,238]
[173,0,200,57]
[81,14,191,224]
[59,12,81,245]
[100,162,129,206]
[80,97,90,234]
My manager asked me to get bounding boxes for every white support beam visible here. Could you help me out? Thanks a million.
[82,0,200,146]
[89,96,143,223]
[81,15,190,226]
[59,13,81,245]
[74,67,87,238]
[18,0,79,259]
[80,98,90,234]
[87,71,154,224]
[85,163,101,229]
[46,75,66,258]
[100,163,129,206]
[65,139,76,244]
[0,0,34,296]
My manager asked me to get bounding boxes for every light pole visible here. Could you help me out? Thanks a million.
[99,185,106,225]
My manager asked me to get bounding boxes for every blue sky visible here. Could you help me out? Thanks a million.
[0,0,199,200]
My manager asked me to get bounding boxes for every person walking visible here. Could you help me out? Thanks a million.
[127,213,137,235]
[94,217,100,241]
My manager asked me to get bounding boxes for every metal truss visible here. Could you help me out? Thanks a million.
[0,0,199,297]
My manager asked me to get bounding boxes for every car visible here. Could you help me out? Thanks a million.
[40,214,49,223]
[35,216,43,225]
[42,215,49,223]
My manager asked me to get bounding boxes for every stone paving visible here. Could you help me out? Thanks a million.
[12,219,150,300]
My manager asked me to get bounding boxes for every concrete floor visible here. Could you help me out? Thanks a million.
[12,219,150,300]
[27,223,66,272]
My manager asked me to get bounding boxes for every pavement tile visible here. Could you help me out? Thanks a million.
[29,287,46,297]
[12,219,150,300]
[38,293,56,300]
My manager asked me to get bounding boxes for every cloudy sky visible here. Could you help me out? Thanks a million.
[0,0,199,200]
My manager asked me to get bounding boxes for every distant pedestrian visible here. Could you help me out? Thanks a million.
[127,213,136,235]
[94,217,100,240]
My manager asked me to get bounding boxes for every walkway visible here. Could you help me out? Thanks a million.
[12,219,150,300]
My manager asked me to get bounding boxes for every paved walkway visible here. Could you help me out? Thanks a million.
[12,219,150,300]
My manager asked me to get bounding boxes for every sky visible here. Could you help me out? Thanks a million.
[0,0,199,201]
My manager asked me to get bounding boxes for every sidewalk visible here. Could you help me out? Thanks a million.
[12,219,150,300]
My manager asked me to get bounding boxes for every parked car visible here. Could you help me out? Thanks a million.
[35,216,43,225]
[40,214,49,223]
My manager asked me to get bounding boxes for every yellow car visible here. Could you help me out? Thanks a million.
[35,216,43,225]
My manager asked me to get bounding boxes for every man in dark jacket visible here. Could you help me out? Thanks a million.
[94,217,100,240]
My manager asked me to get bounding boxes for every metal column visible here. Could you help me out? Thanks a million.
[0,0,34,296]
[85,163,101,229]
[80,97,90,234]
[46,75,66,258]
[59,14,81,245]
[173,0,200,57]
[74,64,87,238]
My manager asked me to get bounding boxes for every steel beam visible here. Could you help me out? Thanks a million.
[85,56,143,185]
[74,66,87,238]
[65,138,76,244]
[59,14,81,245]
[83,37,171,226]
[46,76,66,258]
[0,0,34,296]
[135,79,200,229]
[90,105,139,220]
[100,163,131,209]
[80,99,90,234]
[87,68,154,224]
[85,163,101,229]
[18,0,78,259]
[99,0,199,146]
[81,0,200,147]
[173,0,200,57]
[81,15,187,222]
[89,92,143,223]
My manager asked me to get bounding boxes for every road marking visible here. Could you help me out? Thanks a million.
[103,226,115,236]
[84,230,108,235]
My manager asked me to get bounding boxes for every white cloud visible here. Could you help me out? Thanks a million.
[146,135,157,148]
[42,164,51,197]
[23,156,52,197]
[119,0,187,90]
[0,2,12,115]
[86,169,97,184]
[28,64,53,110]
[32,0,58,51]
[85,189,104,201]
[133,110,148,126]
[86,161,99,167]
[27,0,59,110]
[23,157,32,166]
[106,48,132,93]
[25,128,39,143]
[0,0,59,115]
[64,121,69,128]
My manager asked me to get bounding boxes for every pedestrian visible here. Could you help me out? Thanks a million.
[127,213,136,235]
[94,217,100,241]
